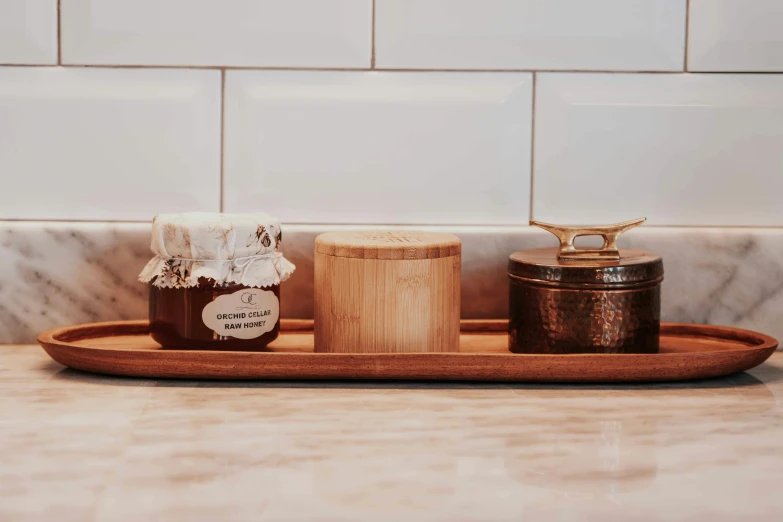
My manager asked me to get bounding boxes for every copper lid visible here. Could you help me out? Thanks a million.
[508,218,663,286]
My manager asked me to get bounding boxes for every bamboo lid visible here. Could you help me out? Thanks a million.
[315,231,461,260]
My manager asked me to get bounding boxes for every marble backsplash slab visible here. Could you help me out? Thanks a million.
[2,222,782,345]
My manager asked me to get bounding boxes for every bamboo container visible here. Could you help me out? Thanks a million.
[314,231,461,353]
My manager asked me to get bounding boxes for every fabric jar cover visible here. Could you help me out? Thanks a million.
[138,212,295,289]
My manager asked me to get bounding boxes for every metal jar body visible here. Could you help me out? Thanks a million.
[508,274,661,354]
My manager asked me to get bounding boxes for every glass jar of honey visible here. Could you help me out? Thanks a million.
[138,213,295,350]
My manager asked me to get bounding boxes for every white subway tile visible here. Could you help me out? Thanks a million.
[533,73,783,226]
[0,67,221,220]
[224,71,532,225]
[375,0,686,71]
[0,0,57,64]
[61,0,372,68]
[688,0,783,71]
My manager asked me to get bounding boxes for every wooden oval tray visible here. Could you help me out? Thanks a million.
[38,319,777,383]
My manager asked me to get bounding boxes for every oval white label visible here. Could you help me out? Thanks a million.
[201,288,279,339]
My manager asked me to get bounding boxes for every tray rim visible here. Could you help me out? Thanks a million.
[37,319,778,383]
[39,319,778,357]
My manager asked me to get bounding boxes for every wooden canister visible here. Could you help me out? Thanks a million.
[314,231,461,353]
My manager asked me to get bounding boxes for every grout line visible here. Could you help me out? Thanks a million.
[0,63,370,71]
[220,69,226,212]
[48,64,370,71]
[670,70,783,74]
[3,218,783,231]
[528,73,537,223]
[2,60,781,74]
[374,68,691,74]
[684,0,691,71]
[0,219,152,224]
[4,62,770,74]
[289,224,783,231]
[370,0,376,69]
[57,0,62,65]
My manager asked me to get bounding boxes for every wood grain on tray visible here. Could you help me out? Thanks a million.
[38,319,777,383]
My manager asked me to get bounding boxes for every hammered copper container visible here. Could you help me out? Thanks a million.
[508,219,663,354]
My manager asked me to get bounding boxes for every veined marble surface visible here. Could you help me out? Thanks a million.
[2,346,783,521]
[2,222,783,343]
[0,222,150,343]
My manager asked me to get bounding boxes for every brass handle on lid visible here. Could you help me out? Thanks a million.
[530,218,646,261]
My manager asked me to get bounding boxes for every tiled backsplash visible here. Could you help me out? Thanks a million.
[533,73,783,225]
[223,71,532,223]
[688,0,783,71]
[374,0,687,71]
[0,1,57,65]
[2,1,783,343]
[61,0,373,68]
[1,67,221,220]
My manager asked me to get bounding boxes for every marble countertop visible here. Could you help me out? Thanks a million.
[2,346,783,522]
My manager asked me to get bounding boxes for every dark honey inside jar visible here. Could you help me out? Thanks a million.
[138,213,295,350]
[149,279,281,350]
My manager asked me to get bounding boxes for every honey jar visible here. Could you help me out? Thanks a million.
[508,218,663,354]
[138,213,295,349]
